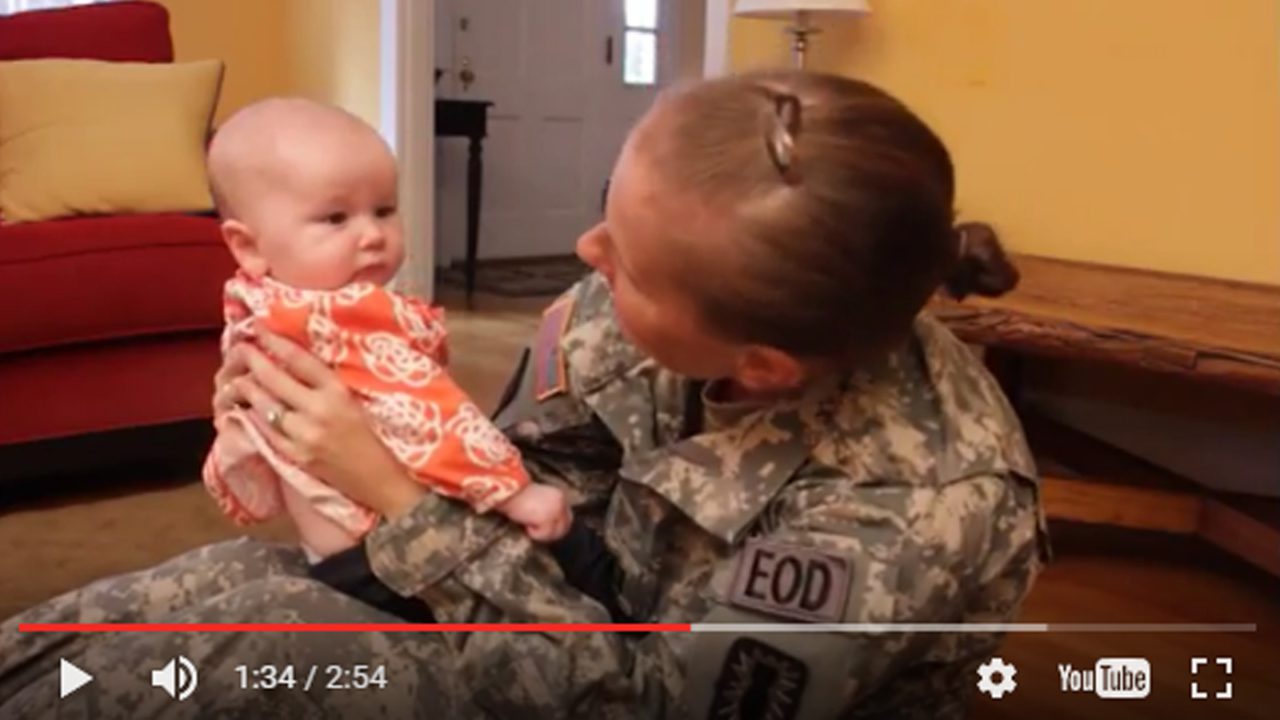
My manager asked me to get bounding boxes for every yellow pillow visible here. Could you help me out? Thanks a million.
[0,58,224,223]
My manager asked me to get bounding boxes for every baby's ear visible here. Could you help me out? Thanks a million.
[221,220,268,278]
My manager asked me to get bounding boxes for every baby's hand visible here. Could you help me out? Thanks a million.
[498,484,572,542]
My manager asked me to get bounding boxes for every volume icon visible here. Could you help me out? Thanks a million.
[150,655,198,701]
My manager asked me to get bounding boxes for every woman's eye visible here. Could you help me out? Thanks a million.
[375,206,397,219]
[324,212,348,225]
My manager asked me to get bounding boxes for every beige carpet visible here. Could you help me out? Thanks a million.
[0,475,294,619]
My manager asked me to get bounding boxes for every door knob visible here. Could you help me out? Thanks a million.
[459,57,476,91]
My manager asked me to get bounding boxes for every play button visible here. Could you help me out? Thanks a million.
[59,658,93,699]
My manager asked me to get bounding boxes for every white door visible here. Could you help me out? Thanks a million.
[434,0,680,265]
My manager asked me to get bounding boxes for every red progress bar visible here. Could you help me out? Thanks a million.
[19,623,691,633]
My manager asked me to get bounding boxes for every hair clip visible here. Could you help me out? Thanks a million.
[765,93,803,184]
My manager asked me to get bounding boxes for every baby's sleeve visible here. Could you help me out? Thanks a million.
[362,370,530,515]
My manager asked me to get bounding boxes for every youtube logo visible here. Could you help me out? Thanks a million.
[1059,658,1152,699]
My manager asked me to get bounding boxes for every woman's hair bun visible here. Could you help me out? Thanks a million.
[943,221,1019,300]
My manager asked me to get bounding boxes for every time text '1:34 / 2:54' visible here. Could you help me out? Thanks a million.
[235,664,388,691]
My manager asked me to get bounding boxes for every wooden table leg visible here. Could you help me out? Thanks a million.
[465,134,484,301]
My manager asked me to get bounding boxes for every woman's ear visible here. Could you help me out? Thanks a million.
[733,345,805,394]
[221,219,268,277]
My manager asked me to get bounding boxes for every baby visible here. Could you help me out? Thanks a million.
[201,97,569,564]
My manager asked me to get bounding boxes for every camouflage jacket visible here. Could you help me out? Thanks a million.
[365,273,1048,719]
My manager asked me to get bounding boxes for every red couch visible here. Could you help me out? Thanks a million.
[0,2,233,448]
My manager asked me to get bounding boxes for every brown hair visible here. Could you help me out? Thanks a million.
[640,70,1018,361]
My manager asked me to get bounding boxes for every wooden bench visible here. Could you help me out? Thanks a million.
[931,255,1280,576]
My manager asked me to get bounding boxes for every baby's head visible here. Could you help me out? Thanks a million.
[207,97,403,289]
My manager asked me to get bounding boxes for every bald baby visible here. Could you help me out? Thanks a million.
[200,95,573,570]
[206,97,404,289]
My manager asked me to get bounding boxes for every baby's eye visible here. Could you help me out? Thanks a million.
[375,205,397,219]
[323,212,348,225]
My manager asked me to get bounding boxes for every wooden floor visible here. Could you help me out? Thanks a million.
[2,289,1276,718]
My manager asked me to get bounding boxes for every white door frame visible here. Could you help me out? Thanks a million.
[385,0,730,299]
[384,0,437,300]
[703,0,732,77]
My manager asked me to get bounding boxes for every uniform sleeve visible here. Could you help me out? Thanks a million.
[362,470,1043,718]
[490,346,627,510]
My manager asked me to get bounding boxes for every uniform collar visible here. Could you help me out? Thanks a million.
[616,378,840,545]
[558,274,836,543]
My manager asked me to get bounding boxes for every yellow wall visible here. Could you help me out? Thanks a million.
[731,0,1280,285]
[157,0,293,123]
[285,0,382,128]
[155,0,381,126]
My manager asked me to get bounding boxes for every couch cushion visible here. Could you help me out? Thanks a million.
[0,213,234,354]
[0,58,224,223]
[0,1,173,62]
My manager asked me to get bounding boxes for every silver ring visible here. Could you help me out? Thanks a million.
[265,406,287,433]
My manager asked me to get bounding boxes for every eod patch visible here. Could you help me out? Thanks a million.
[728,539,851,624]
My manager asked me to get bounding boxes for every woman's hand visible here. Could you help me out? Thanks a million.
[213,324,426,518]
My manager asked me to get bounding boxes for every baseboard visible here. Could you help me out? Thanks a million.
[441,254,580,270]
[0,420,213,492]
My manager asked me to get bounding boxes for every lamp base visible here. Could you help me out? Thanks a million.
[784,11,821,68]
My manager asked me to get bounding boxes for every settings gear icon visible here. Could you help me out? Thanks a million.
[976,657,1018,699]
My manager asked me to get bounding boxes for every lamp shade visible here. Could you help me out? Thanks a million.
[734,0,871,18]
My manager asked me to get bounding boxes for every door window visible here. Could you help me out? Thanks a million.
[623,0,659,86]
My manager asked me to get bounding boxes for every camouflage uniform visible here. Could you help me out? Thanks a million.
[0,273,1048,719]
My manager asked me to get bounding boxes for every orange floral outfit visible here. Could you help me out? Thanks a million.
[202,273,529,546]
